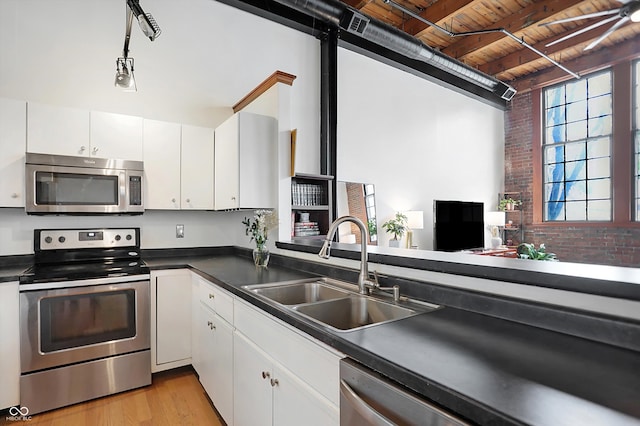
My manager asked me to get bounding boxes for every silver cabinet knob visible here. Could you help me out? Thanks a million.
[11,193,18,198]
[208,293,214,299]
[92,147,99,154]
[231,196,236,201]
[207,321,215,330]
[79,146,86,152]
[171,198,176,203]
[261,371,270,379]
[270,378,279,387]
[186,198,191,203]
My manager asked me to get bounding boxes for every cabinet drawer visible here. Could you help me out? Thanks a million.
[195,275,234,324]
[235,299,343,406]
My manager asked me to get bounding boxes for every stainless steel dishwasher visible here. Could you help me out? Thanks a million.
[340,358,470,425]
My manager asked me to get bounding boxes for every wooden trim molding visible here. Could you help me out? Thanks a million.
[532,88,543,224]
[232,70,297,113]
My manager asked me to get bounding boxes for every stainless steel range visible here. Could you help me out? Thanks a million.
[19,228,151,415]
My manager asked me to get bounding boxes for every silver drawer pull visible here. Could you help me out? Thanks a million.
[261,371,270,379]
[270,378,279,387]
[209,293,215,299]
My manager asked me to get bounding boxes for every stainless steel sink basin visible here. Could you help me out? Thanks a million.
[243,278,352,305]
[293,296,418,331]
[249,281,350,305]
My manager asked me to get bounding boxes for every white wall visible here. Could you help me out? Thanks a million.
[0,0,320,255]
[336,48,505,250]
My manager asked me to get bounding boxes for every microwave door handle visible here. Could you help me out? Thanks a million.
[340,379,396,426]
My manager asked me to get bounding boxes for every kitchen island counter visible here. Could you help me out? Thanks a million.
[144,247,640,426]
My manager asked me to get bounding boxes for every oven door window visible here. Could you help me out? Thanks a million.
[40,289,136,353]
[35,172,119,205]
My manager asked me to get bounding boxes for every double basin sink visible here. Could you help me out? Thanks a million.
[242,278,438,332]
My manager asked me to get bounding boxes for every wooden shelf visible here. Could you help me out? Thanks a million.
[292,205,329,210]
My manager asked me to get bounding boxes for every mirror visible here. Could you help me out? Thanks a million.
[336,181,378,245]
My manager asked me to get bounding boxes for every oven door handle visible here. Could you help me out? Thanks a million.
[340,379,396,426]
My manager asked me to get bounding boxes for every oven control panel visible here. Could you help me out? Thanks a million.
[38,228,138,250]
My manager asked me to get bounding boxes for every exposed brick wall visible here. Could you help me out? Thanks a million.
[504,92,640,267]
[345,183,368,245]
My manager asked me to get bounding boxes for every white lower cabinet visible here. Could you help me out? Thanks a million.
[233,299,341,426]
[0,281,20,410]
[198,304,234,424]
[151,270,192,372]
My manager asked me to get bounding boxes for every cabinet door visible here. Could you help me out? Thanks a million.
[143,119,181,209]
[155,273,192,367]
[0,98,26,207]
[198,305,215,395]
[27,102,90,156]
[209,314,234,425]
[181,125,214,210]
[234,332,272,426]
[90,111,143,160]
[214,114,239,210]
[0,282,20,409]
[273,363,339,426]
[238,112,277,209]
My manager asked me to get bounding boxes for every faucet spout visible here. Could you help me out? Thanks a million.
[318,215,372,294]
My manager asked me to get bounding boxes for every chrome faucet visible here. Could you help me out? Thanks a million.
[318,216,376,294]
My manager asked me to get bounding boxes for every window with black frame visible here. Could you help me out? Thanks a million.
[634,60,640,221]
[542,70,613,221]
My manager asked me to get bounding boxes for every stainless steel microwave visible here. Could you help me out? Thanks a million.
[25,153,144,214]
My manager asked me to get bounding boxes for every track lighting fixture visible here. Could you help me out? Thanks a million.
[115,57,136,91]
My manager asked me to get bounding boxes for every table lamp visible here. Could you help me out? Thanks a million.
[485,211,506,249]
[405,210,424,249]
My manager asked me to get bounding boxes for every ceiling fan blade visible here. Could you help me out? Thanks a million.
[546,15,620,47]
[539,8,620,27]
[585,17,630,50]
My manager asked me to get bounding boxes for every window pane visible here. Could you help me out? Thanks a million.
[546,86,565,108]
[565,201,586,220]
[588,73,611,97]
[566,79,587,102]
[545,163,564,182]
[587,178,610,199]
[566,180,586,201]
[588,115,612,137]
[588,94,612,117]
[588,157,610,179]
[565,160,586,181]
[546,105,565,125]
[566,100,587,122]
[545,201,565,221]
[588,199,611,220]
[587,137,610,158]
[545,183,565,201]
[546,124,565,143]
[567,121,588,141]
[565,142,586,162]
[545,145,564,163]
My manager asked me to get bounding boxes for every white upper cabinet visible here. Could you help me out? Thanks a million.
[0,98,26,207]
[143,119,182,210]
[214,112,276,210]
[181,125,214,210]
[27,102,90,157]
[90,111,143,161]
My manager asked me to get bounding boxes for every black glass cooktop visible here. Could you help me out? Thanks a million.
[20,260,149,284]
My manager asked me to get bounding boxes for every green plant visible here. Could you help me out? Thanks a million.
[517,243,558,261]
[382,212,408,240]
[242,210,277,250]
[367,218,377,237]
[498,197,522,211]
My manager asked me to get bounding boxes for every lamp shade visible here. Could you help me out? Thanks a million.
[405,210,424,229]
[485,211,506,227]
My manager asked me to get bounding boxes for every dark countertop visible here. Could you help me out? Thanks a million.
[144,252,640,426]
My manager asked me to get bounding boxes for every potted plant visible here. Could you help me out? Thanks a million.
[498,197,522,211]
[517,243,558,261]
[242,209,278,267]
[382,212,408,248]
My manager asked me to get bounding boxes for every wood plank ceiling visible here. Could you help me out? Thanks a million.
[339,0,640,88]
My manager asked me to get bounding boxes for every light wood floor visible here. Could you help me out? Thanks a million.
[3,367,224,426]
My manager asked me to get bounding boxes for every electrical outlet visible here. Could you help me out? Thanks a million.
[176,224,184,238]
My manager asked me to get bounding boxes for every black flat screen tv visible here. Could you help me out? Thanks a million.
[434,200,484,251]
